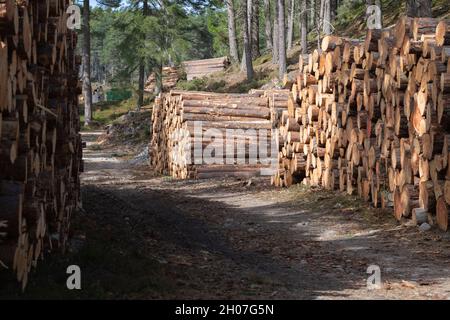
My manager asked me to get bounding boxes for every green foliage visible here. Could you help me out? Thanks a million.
[334,0,366,29]
[334,0,450,37]
[106,88,133,101]
[205,7,228,57]
[175,77,209,91]
[253,53,271,65]
[228,79,267,93]
[175,69,269,94]
[88,1,223,89]
[83,0,450,97]
[166,6,214,62]
[80,98,136,128]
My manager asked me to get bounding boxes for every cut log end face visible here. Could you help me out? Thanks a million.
[0,0,82,289]
[412,208,428,225]
[436,197,449,231]
[394,188,404,221]
[154,16,450,256]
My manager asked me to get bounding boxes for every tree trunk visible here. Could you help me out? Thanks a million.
[82,0,92,125]
[406,0,432,17]
[309,0,315,30]
[326,0,332,34]
[154,63,162,95]
[241,0,252,71]
[278,0,286,78]
[226,0,240,63]
[247,0,253,45]
[251,0,260,58]
[137,0,149,110]
[287,0,295,50]
[272,0,279,63]
[331,0,337,22]
[321,0,331,35]
[264,0,273,51]
[300,0,308,53]
[138,62,145,107]
[242,0,254,80]
[316,0,323,49]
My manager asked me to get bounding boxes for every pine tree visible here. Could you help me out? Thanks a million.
[277,0,286,78]
[300,0,307,53]
[82,0,93,125]
[264,0,273,51]
[242,0,254,80]
[287,0,295,50]
[226,0,240,63]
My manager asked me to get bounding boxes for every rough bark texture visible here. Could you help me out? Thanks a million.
[137,0,150,110]
[83,0,92,125]
[248,0,253,37]
[226,0,240,63]
[241,0,252,71]
[242,0,254,80]
[264,0,273,50]
[272,0,279,63]
[287,0,295,50]
[251,0,260,58]
[330,0,337,21]
[309,0,315,30]
[406,0,432,17]
[321,0,331,35]
[300,0,308,53]
[278,0,287,78]
[138,63,145,108]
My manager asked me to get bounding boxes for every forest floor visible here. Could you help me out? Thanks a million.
[3,130,450,299]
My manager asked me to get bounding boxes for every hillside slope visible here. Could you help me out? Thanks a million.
[175,0,449,94]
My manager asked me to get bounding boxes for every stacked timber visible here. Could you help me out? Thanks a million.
[182,57,230,81]
[0,0,82,289]
[248,88,290,129]
[144,66,180,93]
[272,17,450,231]
[150,90,282,179]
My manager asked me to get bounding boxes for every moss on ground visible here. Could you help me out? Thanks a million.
[80,98,138,130]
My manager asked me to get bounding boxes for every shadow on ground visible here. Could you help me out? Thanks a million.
[2,135,450,299]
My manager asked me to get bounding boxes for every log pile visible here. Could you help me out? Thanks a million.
[150,90,288,179]
[248,88,291,129]
[182,56,230,81]
[272,17,450,231]
[144,66,180,93]
[0,0,82,289]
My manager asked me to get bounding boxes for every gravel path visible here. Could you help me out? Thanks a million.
[3,131,450,299]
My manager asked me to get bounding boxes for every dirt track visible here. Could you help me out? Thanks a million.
[3,131,450,299]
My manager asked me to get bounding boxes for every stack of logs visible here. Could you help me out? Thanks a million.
[0,0,82,289]
[272,16,450,231]
[150,89,288,179]
[144,66,180,93]
[182,56,230,81]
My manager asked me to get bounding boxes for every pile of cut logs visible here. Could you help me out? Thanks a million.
[144,66,180,93]
[182,56,230,81]
[272,16,450,231]
[0,0,82,289]
[150,89,288,179]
